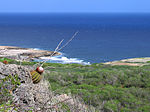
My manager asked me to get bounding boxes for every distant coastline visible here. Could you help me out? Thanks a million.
[104,57,150,66]
[1,46,150,66]
[0,46,61,61]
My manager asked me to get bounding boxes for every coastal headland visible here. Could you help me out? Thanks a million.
[0,46,61,61]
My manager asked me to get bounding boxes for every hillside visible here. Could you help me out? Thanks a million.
[0,57,150,111]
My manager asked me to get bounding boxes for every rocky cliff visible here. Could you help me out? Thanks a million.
[0,62,88,112]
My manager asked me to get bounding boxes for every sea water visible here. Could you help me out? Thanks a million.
[0,13,150,64]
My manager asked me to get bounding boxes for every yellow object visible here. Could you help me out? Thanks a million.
[30,70,42,84]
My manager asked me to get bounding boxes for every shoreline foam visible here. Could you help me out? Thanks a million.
[38,56,91,65]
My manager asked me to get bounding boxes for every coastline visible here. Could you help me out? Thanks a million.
[0,46,61,61]
[1,46,150,66]
[104,57,150,66]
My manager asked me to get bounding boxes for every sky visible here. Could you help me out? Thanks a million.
[0,0,150,13]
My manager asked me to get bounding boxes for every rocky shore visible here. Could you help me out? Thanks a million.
[0,46,61,61]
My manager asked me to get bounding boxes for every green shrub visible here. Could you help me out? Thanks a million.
[0,74,21,111]
[43,63,150,111]
[1,58,150,111]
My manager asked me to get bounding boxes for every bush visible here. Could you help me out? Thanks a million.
[0,74,21,111]
[1,58,150,111]
[44,63,150,111]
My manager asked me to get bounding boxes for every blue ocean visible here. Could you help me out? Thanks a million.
[0,13,150,64]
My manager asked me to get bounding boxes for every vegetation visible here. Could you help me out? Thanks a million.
[0,57,150,111]
[44,63,150,111]
[0,74,21,111]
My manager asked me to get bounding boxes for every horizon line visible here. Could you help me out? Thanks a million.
[0,12,150,14]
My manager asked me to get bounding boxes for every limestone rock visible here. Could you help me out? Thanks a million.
[0,62,88,112]
[0,46,61,61]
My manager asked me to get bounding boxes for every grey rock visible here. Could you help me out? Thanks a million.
[0,62,89,112]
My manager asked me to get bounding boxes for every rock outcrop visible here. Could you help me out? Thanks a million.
[0,62,88,112]
[0,46,61,61]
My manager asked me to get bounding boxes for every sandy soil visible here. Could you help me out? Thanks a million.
[104,57,150,66]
